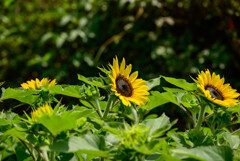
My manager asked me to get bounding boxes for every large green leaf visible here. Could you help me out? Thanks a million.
[145,77,161,90]
[146,91,169,111]
[160,92,180,106]
[173,146,233,161]
[1,128,26,141]
[222,132,240,149]
[142,113,174,137]
[0,88,39,105]
[49,85,83,98]
[45,135,108,157]
[162,76,197,91]
[78,74,105,88]
[38,110,94,136]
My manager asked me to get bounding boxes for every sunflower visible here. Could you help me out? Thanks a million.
[196,69,240,107]
[108,57,150,106]
[31,104,52,121]
[21,78,56,90]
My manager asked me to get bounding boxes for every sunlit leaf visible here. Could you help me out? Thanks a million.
[45,135,108,157]
[146,91,169,111]
[49,85,83,98]
[160,92,180,106]
[228,104,240,113]
[0,88,39,105]
[142,113,174,137]
[38,110,94,136]
[222,132,240,149]
[162,76,197,91]
[1,128,26,141]
[78,74,105,88]
[145,77,161,90]
[173,146,233,161]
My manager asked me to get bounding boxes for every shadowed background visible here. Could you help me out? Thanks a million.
[1,0,240,129]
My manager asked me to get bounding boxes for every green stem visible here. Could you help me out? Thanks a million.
[195,105,206,131]
[131,105,139,125]
[94,98,103,118]
[179,104,195,126]
[19,138,36,161]
[103,95,115,120]
[50,151,55,161]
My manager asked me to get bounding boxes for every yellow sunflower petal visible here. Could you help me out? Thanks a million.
[49,79,56,87]
[36,78,40,89]
[129,71,138,83]
[21,83,29,89]
[123,64,132,78]
[113,57,119,75]
[120,58,126,73]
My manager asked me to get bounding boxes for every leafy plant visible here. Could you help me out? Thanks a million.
[0,57,239,161]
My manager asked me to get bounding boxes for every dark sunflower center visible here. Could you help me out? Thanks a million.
[116,75,133,97]
[205,86,223,100]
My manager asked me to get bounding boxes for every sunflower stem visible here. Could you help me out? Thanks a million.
[195,104,206,131]
[103,95,115,120]
[231,128,240,135]
[131,105,139,124]
[50,151,55,161]
[19,138,36,161]
[94,98,103,118]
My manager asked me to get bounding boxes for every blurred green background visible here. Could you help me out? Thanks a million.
[1,0,240,87]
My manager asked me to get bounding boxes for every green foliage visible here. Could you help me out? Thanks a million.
[1,67,239,160]
[1,88,40,105]
[46,135,108,156]
[173,146,233,161]
[162,76,197,91]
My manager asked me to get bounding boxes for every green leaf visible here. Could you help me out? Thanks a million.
[222,132,240,149]
[142,113,174,137]
[146,91,169,111]
[160,92,180,106]
[156,153,181,161]
[98,66,111,75]
[170,132,190,148]
[0,111,20,126]
[38,110,94,136]
[49,85,83,98]
[173,146,233,161]
[78,74,105,88]
[162,76,197,91]
[1,128,26,141]
[163,87,186,93]
[136,139,166,155]
[145,77,161,90]
[103,122,125,135]
[45,135,108,157]
[228,104,240,113]
[0,88,39,105]
[145,154,161,161]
